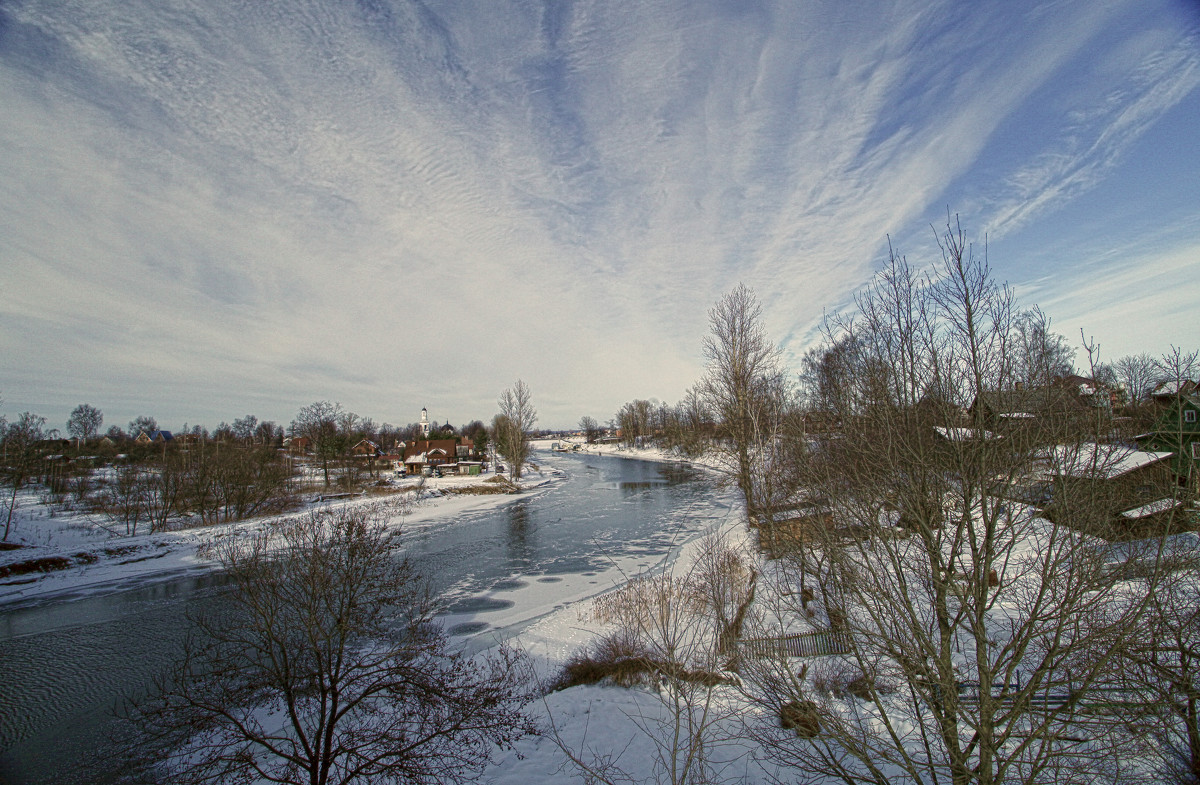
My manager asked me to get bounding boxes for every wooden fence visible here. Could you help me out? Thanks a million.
[740,629,852,658]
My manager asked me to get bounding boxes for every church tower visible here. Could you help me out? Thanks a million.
[420,407,431,437]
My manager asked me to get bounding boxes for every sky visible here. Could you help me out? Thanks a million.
[1,0,1199,433]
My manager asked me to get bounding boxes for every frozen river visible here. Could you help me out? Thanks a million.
[0,451,728,784]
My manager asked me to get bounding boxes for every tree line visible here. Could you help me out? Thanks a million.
[0,397,496,541]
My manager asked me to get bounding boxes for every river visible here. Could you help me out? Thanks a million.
[0,452,728,784]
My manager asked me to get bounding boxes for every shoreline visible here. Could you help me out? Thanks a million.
[0,459,565,611]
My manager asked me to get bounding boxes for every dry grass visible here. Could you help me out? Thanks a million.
[443,484,516,496]
[548,629,733,693]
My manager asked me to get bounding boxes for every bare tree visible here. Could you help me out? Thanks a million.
[231,414,258,443]
[124,502,537,785]
[552,533,756,785]
[254,419,282,447]
[617,400,654,447]
[496,380,537,481]
[1012,306,1075,388]
[142,455,187,533]
[105,464,147,537]
[293,401,346,487]
[128,415,158,439]
[661,386,713,459]
[1112,352,1160,407]
[188,446,296,525]
[2,412,46,540]
[67,403,103,449]
[1121,549,1200,784]
[579,415,600,444]
[697,284,789,523]
[744,219,1150,785]
[1156,346,1200,396]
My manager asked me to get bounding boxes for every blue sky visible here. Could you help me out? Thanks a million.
[1,0,1198,432]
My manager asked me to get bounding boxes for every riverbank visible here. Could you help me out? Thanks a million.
[479,470,770,785]
[1,451,761,785]
[0,461,565,609]
[533,437,727,472]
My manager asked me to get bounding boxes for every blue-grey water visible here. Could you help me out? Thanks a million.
[0,453,725,784]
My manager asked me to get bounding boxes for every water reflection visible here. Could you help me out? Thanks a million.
[506,502,533,566]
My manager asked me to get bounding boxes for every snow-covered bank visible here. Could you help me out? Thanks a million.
[0,464,564,609]
[479,477,773,785]
[533,437,724,472]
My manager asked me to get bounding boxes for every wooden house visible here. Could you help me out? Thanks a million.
[969,384,1090,447]
[1047,443,1178,533]
[1137,392,1200,493]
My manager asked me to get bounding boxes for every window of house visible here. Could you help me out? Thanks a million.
[1186,409,1197,423]
[1193,442,1200,460]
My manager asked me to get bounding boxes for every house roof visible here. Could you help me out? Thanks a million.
[1152,379,1199,398]
[402,439,461,461]
[1120,497,1183,519]
[972,386,1086,418]
[1052,374,1115,399]
[934,426,999,442]
[1050,443,1174,479]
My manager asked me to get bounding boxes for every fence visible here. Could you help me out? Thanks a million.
[954,679,1151,713]
[740,629,852,658]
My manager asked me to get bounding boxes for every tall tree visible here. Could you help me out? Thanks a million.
[1156,346,1200,395]
[254,420,282,447]
[745,219,1149,785]
[1111,352,1160,407]
[293,401,346,487]
[1012,306,1075,388]
[495,380,537,482]
[578,415,600,444]
[697,284,789,522]
[66,403,103,448]
[128,415,158,438]
[460,420,488,453]
[3,412,46,540]
[1121,551,1200,784]
[231,414,258,443]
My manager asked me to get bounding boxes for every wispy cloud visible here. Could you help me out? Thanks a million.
[0,0,1197,429]
[984,31,1200,239]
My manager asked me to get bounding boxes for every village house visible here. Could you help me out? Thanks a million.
[969,383,1092,447]
[1045,443,1180,534]
[351,439,382,457]
[1136,389,1200,494]
[401,437,478,476]
[283,436,312,455]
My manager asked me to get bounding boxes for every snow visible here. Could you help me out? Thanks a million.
[1120,497,1183,519]
[1049,442,1174,479]
[934,426,999,441]
[0,464,563,608]
[1,448,772,783]
[7,440,1178,784]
